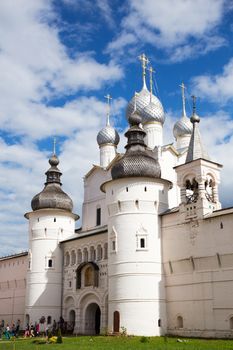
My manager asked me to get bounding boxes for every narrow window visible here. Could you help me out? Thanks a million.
[140,238,145,248]
[177,316,183,328]
[47,316,52,324]
[104,243,108,259]
[96,207,101,226]
[220,222,223,229]
[158,319,161,327]
[144,186,147,192]
[112,240,116,251]
[37,218,39,222]
[69,281,72,288]
[48,259,53,268]
[126,187,128,192]
[54,218,56,222]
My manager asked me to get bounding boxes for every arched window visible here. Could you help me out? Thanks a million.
[90,246,96,261]
[77,249,82,264]
[83,248,88,262]
[177,316,183,328]
[85,266,94,286]
[185,178,198,203]
[71,250,76,265]
[76,262,99,289]
[205,175,214,202]
[104,243,108,260]
[47,316,52,324]
[65,252,70,266]
[48,259,53,268]
[230,317,233,329]
[97,245,102,261]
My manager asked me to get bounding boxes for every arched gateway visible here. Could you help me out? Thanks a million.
[85,303,101,335]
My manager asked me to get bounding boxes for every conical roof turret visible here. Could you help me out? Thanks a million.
[186,96,210,163]
[31,150,73,212]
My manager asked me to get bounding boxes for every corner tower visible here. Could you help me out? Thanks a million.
[102,104,171,336]
[24,149,79,326]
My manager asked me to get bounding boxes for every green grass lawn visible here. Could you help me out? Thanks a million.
[1,336,233,350]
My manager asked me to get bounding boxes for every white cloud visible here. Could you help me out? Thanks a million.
[192,58,233,104]
[0,0,123,141]
[107,0,227,61]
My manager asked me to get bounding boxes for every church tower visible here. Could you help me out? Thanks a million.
[24,148,78,326]
[175,97,222,220]
[102,103,171,336]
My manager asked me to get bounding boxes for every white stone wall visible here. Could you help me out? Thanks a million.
[162,209,233,337]
[82,167,111,231]
[0,253,27,327]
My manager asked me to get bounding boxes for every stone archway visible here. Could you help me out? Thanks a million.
[85,303,101,335]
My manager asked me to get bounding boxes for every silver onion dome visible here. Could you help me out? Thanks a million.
[126,87,150,121]
[142,99,165,124]
[97,125,120,146]
[126,87,164,125]
[173,115,193,139]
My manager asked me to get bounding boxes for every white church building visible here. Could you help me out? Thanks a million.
[1,55,233,338]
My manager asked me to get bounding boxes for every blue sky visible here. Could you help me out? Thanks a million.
[1,0,233,255]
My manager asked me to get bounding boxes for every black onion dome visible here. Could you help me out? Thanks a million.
[111,109,161,180]
[31,154,73,212]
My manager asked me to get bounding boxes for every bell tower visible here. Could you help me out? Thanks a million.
[175,97,222,220]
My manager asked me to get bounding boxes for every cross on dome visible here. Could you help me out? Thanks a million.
[138,53,149,89]
[179,82,187,117]
[53,137,56,155]
[104,94,112,126]
[149,66,155,101]
[191,95,196,115]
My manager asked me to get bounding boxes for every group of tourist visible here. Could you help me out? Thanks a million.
[0,316,69,340]
[0,320,21,339]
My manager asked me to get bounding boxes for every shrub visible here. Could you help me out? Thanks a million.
[140,336,149,343]
[57,328,63,343]
[120,326,127,336]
